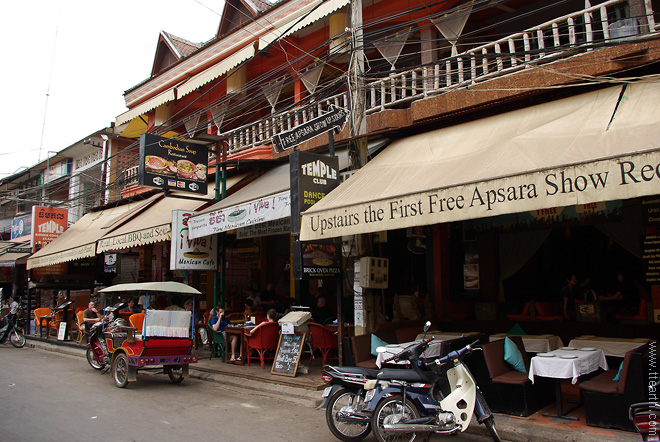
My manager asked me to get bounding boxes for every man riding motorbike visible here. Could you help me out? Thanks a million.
[0,292,20,341]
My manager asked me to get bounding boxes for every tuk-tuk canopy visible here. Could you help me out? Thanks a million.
[98,281,201,296]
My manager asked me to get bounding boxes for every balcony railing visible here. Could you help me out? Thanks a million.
[218,0,657,156]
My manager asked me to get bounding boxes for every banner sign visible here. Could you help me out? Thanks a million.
[139,133,208,195]
[237,217,292,239]
[188,191,291,239]
[171,210,217,270]
[292,239,341,280]
[31,206,68,253]
[273,105,349,153]
[300,150,660,240]
[11,214,32,240]
[97,224,170,253]
[290,151,340,235]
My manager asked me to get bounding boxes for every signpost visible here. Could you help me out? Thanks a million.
[272,105,348,153]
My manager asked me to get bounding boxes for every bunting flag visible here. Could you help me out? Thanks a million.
[373,27,414,70]
[432,5,472,56]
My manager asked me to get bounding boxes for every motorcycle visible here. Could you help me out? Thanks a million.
[0,309,26,348]
[86,302,127,371]
[629,400,660,441]
[319,322,502,442]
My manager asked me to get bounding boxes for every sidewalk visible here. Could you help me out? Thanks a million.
[26,336,638,442]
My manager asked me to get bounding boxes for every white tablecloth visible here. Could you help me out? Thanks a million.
[489,333,564,354]
[567,336,650,358]
[528,348,608,384]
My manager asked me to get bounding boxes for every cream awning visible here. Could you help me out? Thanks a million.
[176,44,257,99]
[115,89,176,126]
[0,250,30,267]
[278,0,349,40]
[26,197,159,270]
[300,81,660,240]
[258,0,335,49]
[189,164,291,238]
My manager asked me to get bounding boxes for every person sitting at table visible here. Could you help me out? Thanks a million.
[210,306,242,361]
[245,289,261,307]
[245,308,277,336]
[561,273,578,320]
[82,301,106,333]
[122,298,141,314]
[244,298,254,321]
[598,269,640,322]
[312,296,334,325]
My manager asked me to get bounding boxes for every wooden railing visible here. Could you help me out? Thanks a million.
[214,0,657,155]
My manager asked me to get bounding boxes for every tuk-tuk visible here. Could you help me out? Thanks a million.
[97,281,200,388]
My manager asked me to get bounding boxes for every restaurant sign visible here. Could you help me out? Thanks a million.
[292,239,341,280]
[31,206,68,253]
[139,133,208,195]
[11,214,32,240]
[171,210,217,270]
[290,150,340,235]
[188,191,291,238]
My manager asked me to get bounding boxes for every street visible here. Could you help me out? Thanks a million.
[0,344,499,442]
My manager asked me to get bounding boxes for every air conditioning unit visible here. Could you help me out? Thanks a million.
[359,256,389,289]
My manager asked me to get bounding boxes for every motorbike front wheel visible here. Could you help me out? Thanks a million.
[9,329,26,348]
[483,416,503,442]
[166,365,185,384]
[372,395,421,442]
[325,388,372,442]
[86,347,105,370]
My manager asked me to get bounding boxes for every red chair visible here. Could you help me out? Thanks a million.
[534,302,562,321]
[245,322,280,369]
[506,302,531,320]
[615,299,648,321]
[308,323,339,366]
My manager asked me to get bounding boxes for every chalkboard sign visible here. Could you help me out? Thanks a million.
[271,332,306,377]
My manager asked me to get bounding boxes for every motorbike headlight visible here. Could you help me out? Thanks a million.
[365,389,376,402]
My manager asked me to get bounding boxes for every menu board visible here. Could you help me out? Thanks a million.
[642,234,660,284]
[271,332,306,377]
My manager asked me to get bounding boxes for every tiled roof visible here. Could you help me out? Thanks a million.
[162,31,203,58]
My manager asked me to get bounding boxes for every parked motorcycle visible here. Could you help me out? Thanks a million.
[629,400,660,441]
[319,322,501,442]
[0,309,26,348]
[86,302,127,371]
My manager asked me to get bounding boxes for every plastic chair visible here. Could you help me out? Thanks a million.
[207,322,225,361]
[129,312,145,333]
[33,307,53,337]
[307,322,339,366]
[533,302,562,321]
[75,310,85,343]
[245,322,280,369]
[506,302,531,320]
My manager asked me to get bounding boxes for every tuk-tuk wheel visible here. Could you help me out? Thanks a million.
[166,365,184,384]
[112,353,129,388]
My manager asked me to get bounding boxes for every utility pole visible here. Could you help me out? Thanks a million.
[349,0,368,168]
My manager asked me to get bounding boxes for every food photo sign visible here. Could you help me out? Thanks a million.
[139,133,208,195]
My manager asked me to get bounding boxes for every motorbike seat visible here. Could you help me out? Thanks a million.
[327,365,380,378]
[378,368,438,383]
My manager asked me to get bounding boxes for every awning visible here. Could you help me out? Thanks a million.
[176,44,257,99]
[300,81,660,240]
[258,0,329,49]
[0,250,30,267]
[26,197,160,270]
[278,0,349,40]
[189,164,291,238]
[115,89,176,127]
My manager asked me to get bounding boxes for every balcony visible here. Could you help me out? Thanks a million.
[207,0,658,157]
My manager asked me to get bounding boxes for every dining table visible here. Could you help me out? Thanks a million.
[489,333,564,354]
[528,347,608,420]
[225,324,255,365]
[567,336,651,358]
[376,332,481,367]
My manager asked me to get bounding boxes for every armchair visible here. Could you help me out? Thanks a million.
[33,307,53,338]
[534,301,562,321]
[308,322,339,366]
[207,322,225,361]
[128,312,145,333]
[245,322,279,369]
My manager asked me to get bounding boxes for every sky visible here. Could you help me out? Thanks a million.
[0,0,223,178]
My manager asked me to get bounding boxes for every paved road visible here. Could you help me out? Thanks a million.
[0,344,498,442]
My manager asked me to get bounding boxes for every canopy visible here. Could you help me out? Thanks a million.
[300,81,660,240]
[99,281,201,295]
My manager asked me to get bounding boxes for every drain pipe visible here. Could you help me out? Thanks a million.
[100,134,109,204]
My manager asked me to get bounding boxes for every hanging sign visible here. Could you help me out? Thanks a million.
[273,105,349,153]
[31,206,68,253]
[292,239,342,280]
[171,210,217,270]
[139,133,208,195]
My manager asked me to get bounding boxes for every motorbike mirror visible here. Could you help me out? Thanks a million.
[424,321,431,332]
[376,346,388,354]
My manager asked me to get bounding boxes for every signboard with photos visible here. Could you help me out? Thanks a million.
[139,133,208,195]
[292,239,342,280]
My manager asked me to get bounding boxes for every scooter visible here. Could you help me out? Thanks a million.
[0,310,26,348]
[367,336,502,442]
[629,401,660,441]
[86,302,127,371]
